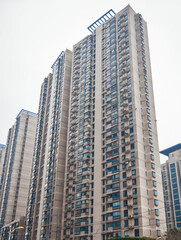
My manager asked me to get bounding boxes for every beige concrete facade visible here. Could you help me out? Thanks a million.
[0,110,37,231]
[62,5,166,240]
[25,49,72,240]
[1,216,25,240]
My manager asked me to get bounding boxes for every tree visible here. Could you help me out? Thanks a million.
[166,228,181,240]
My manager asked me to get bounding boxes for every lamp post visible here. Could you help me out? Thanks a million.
[8,226,24,240]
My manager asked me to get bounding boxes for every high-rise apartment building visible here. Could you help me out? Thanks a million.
[61,5,166,239]
[0,144,6,182]
[25,49,72,240]
[0,109,37,228]
[161,144,181,230]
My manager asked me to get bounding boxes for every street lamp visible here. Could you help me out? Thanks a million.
[8,226,24,240]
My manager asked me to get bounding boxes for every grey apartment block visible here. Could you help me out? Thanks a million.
[61,5,166,239]
[161,144,181,230]
[0,110,37,231]
[25,49,72,240]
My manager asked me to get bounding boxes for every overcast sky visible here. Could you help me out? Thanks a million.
[0,0,181,162]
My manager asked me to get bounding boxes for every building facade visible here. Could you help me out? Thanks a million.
[0,110,37,230]
[25,49,72,240]
[61,5,166,239]
[0,144,6,183]
[161,144,181,230]
[1,216,25,240]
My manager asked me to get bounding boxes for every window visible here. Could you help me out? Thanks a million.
[146,101,150,107]
[129,119,133,125]
[153,180,157,187]
[132,179,136,185]
[153,190,157,197]
[132,169,136,176]
[157,230,161,237]
[124,231,129,237]
[123,181,127,188]
[135,229,139,237]
[124,220,128,227]
[151,163,155,169]
[130,143,134,150]
[133,198,137,205]
[152,171,156,178]
[130,135,134,141]
[124,210,128,217]
[150,146,154,152]
[146,108,150,113]
[123,172,126,179]
[147,115,151,121]
[122,147,125,153]
[113,211,121,219]
[134,208,138,215]
[148,130,152,136]
[155,209,159,216]
[123,190,127,197]
[156,219,160,226]
[130,127,134,133]
[124,200,127,207]
[112,201,120,209]
[133,188,137,195]
[131,160,135,167]
[134,218,139,226]
[154,199,158,206]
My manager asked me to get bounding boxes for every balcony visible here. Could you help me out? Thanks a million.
[127,194,133,199]
[127,184,132,189]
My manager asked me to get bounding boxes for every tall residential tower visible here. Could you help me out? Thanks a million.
[62,5,166,239]
[0,109,37,228]
[25,49,72,240]
[0,144,6,182]
[161,144,181,230]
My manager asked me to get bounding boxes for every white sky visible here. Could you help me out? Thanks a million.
[0,0,181,163]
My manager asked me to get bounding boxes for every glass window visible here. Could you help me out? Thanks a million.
[131,143,134,149]
[123,172,126,179]
[154,199,158,206]
[130,127,134,133]
[133,198,137,205]
[134,208,138,215]
[153,180,157,187]
[123,190,127,197]
[151,163,155,169]
[156,219,160,226]
[133,188,137,195]
[135,229,139,237]
[152,171,156,178]
[153,190,157,196]
[124,210,128,217]
[134,218,139,226]
[155,209,159,216]
[132,169,136,176]
[124,220,128,227]
[157,230,161,237]
[124,200,127,207]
